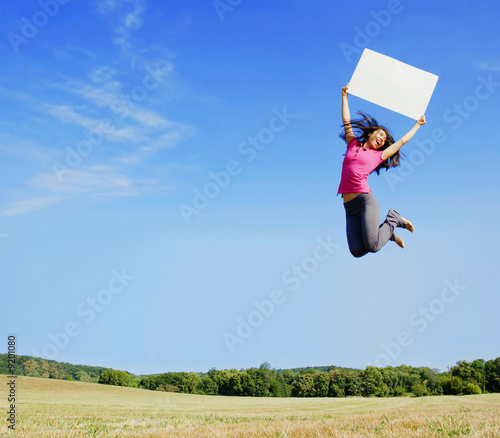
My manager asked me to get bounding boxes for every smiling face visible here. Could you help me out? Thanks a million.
[366,128,387,149]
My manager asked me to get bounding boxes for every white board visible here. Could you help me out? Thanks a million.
[348,49,438,120]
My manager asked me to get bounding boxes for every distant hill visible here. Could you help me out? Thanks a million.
[278,365,360,374]
[0,353,115,383]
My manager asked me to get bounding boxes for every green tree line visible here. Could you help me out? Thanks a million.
[1,354,499,398]
[138,358,500,398]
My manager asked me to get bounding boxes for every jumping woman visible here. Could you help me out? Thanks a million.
[338,84,426,258]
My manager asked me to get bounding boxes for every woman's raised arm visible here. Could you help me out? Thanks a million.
[342,84,355,144]
[381,116,426,161]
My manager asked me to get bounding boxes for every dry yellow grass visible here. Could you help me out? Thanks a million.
[1,375,499,437]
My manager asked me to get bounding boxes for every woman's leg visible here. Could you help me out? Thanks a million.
[361,193,407,253]
[346,210,368,258]
[344,197,368,258]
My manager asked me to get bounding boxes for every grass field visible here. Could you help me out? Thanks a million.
[1,375,499,437]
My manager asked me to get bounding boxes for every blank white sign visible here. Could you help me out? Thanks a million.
[348,49,439,120]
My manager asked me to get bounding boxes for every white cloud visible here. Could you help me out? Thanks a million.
[140,127,193,153]
[30,165,140,199]
[125,1,145,29]
[46,104,98,130]
[94,0,119,16]
[0,133,58,166]
[2,163,169,216]
[476,62,500,72]
[93,0,147,53]
[55,65,177,129]
[45,70,194,163]
[45,104,146,143]
[2,196,65,216]
[88,66,119,83]
[116,155,142,165]
[95,0,145,28]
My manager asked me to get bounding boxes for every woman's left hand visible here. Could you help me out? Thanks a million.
[417,115,426,125]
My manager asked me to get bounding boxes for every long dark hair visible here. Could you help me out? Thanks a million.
[340,111,402,175]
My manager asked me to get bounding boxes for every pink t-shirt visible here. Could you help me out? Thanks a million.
[337,137,385,195]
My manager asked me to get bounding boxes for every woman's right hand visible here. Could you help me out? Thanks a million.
[342,84,349,97]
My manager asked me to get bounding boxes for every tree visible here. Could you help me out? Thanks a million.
[451,361,473,382]
[75,370,94,383]
[291,373,315,397]
[437,375,463,395]
[471,359,486,393]
[218,370,235,395]
[361,367,388,397]
[270,374,290,397]
[49,364,66,380]
[462,383,481,395]
[206,368,224,394]
[313,372,329,397]
[184,372,202,393]
[485,357,500,393]
[247,367,272,397]
[451,359,487,393]
[411,383,429,397]
[281,370,295,387]
[328,369,346,397]
[23,359,39,375]
[344,371,361,396]
[39,360,50,378]
[139,375,154,390]
[380,367,402,396]
[98,369,132,387]
[419,367,440,395]
[240,371,256,396]
[226,372,243,396]
[395,366,421,394]
[200,375,218,395]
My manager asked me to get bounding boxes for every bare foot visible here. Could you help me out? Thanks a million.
[394,234,405,249]
[402,218,414,233]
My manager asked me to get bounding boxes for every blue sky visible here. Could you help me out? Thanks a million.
[1,0,499,375]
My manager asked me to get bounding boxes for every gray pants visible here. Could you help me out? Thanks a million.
[343,193,406,258]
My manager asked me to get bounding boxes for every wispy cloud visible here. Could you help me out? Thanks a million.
[59,76,175,128]
[45,104,147,143]
[29,165,141,198]
[476,62,500,72]
[44,66,194,162]
[2,163,171,216]
[94,0,120,18]
[0,133,59,167]
[93,0,147,53]
[2,196,65,217]
[124,1,145,29]
[140,127,194,154]
[1,0,194,216]
[88,65,119,83]
[46,104,100,130]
